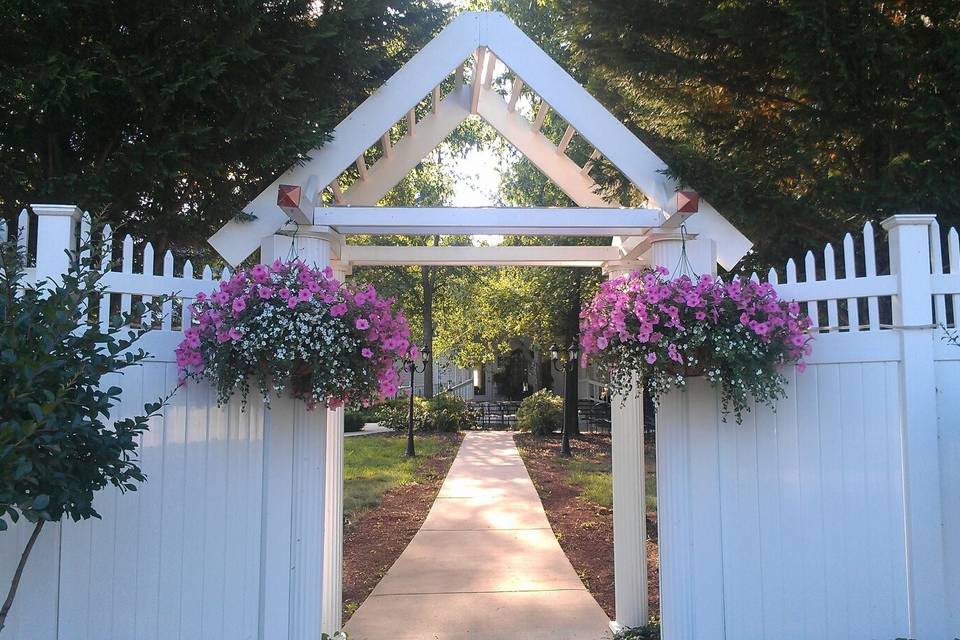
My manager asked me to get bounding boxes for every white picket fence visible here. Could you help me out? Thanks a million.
[3,208,959,639]
[657,215,960,640]
[1,208,270,640]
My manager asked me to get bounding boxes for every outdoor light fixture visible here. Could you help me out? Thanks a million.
[404,344,431,458]
[549,340,579,457]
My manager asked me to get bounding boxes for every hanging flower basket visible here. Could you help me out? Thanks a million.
[579,266,813,423]
[176,259,413,409]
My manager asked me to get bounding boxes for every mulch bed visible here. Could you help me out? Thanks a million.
[341,432,463,622]
[515,433,660,621]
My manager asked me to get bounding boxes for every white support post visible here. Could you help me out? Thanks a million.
[32,204,81,283]
[321,260,350,635]
[882,214,949,639]
[604,259,649,631]
[644,236,718,640]
[259,229,339,640]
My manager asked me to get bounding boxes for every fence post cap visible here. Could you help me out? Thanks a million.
[880,213,937,230]
[31,204,82,219]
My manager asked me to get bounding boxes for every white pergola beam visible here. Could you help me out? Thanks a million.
[209,12,481,266]
[340,87,471,206]
[477,88,611,208]
[314,206,660,236]
[342,244,623,267]
[483,12,751,268]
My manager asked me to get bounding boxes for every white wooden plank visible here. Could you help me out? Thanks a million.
[122,234,134,274]
[482,47,497,89]
[932,219,948,326]
[775,366,805,638]
[342,87,471,207]
[316,206,659,235]
[949,227,960,328]
[406,108,417,136]
[477,88,611,207]
[864,222,881,331]
[179,380,210,638]
[557,125,575,154]
[839,364,869,635]
[201,389,229,639]
[507,77,524,111]
[341,243,622,267]
[804,251,820,329]
[162,251,174,331]
[471,47,485,114]
[824,243,839,331]
[755,400,785,638]
[843,233,860,331]
[533,100,549,130]
[16,208,29,254]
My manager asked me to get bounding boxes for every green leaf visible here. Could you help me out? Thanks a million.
[32,494,50,510]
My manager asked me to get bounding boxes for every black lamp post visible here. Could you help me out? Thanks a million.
[549,340,580,457]
[405,345,431,458]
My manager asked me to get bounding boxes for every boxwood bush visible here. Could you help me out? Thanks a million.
[516,389,563,436]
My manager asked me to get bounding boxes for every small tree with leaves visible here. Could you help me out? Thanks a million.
[0,236,169,632]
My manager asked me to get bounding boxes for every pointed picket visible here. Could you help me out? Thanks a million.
[17,209,29,256]
[100,224,113,271]
[786,258,797,285]
[161,251,175,331]
[122,235,134,274]
[823,243,839,332]
[949,227,960,328]
[863,222,880,331]
[843,233,860,331]
[930,220,947,327]
[767,268,779,286]
[182,261,195,328]
[202,264,213,281]
[141,242,155,328]
[750,271,760,283]
[804,251,819,328]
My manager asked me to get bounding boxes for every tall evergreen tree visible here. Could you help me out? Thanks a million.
[558,0,960,266]
[0,0,446,253]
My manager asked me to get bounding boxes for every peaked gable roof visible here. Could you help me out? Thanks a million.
[209,11,751,268]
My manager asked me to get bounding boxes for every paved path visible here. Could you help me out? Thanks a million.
[344,431,611,640]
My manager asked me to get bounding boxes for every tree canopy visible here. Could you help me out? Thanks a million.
[0,0,446,252]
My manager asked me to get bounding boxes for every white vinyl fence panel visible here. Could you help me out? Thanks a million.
[0,213,275,640]
[657,216,960,640]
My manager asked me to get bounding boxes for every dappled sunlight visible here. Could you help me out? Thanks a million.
[345,431,611,639]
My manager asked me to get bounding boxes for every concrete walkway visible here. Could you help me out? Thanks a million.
[344,431,612,640]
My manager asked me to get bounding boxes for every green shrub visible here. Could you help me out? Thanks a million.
[614,623,660,640]
[516,389,563,436]
[373,397,429,431]
[344,410,367,432]
[422,394,476,432]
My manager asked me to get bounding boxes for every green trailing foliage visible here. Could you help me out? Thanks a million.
[0,234,171,630]
[516,389,563,436]
[613,623,661,640]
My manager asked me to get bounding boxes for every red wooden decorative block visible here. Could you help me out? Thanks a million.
[277,184,301,209]
[676,191,699,213]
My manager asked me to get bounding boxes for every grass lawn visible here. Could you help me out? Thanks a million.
[343,434,447,517]
[565,456,658,512]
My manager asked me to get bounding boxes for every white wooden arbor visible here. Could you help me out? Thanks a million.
[208,11,751,637]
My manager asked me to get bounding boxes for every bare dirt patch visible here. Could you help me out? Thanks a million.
[515,432,659,621]
[341,432,462,622]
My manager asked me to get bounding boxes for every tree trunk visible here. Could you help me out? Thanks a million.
[0,520,45,633]
[421,264,435,399]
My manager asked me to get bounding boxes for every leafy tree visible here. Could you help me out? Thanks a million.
[0,235,170,631]
[0,0,447,255]
[557,0,960,267]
